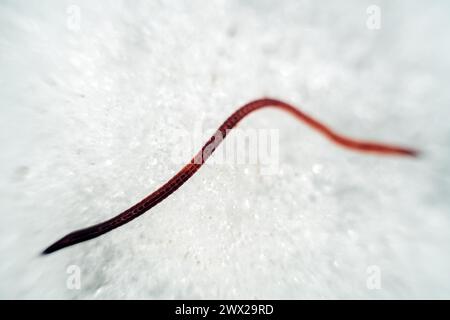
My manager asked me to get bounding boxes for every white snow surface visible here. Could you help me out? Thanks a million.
[1,0,450,299]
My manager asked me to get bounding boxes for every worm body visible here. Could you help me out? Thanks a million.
[42,98,417,254]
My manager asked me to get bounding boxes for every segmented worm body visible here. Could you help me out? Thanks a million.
[43,98,417,254]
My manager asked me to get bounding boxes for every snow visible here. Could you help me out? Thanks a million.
[1,0,450,299]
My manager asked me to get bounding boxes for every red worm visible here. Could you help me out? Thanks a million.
[42,98,418,254]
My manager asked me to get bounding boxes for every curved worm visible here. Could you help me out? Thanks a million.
[42,98,418,254]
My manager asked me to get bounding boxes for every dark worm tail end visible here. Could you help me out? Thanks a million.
[42,237,70,255]
[42,241,64,255]
[41,227,101,255]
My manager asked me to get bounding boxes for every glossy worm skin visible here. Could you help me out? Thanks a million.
[42,98,418,254]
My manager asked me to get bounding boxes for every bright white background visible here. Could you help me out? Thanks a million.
[1,0,449,298]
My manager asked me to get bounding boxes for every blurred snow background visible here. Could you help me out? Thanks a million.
[1,0,450,299]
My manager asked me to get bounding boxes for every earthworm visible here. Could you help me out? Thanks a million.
[42,98,418,254]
